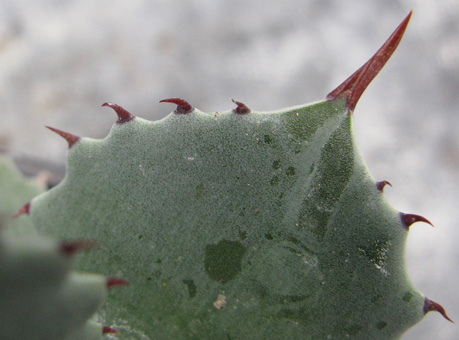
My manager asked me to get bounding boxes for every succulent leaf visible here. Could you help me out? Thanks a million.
[27,12,451,340]
[0,155,118,340]
[0,221,114,340]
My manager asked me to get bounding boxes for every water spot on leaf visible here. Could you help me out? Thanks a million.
[205,240,247,283]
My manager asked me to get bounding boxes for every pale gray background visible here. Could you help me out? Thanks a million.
[0,0,457,339]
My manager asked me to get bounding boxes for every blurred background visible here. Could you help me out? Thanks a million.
[0,0,457,339]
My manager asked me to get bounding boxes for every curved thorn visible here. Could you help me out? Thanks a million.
[376,180,392,192]
[45,126,80,148]
[159,98,193,114]
[400,212,434,230]
[11,202,31,219]
[424,297,454,323]
[102,102,135,124]
[231,98,251,114]
[102,326,120,334]
[59,240,94,256]
[107,277,129,288]
[327,11,412,113]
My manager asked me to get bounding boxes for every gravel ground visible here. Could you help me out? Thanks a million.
[0,0,457,339]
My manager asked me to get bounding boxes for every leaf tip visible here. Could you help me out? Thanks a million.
[326,11,412,113]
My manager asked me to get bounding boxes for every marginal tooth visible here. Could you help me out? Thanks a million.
[159,98,193,114]
[400,212,434,230]
[231,98,251,114]
[376,180,392,192]
[59,240,94,256]
[106,277,129,288]
[327,11,412,113]
[11,202,31,219]
[102,102,135,124]
[102,326,120,334]
[424,297,454,323]
[45,126,80,148]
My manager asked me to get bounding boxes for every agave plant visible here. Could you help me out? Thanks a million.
[3,11,453,340]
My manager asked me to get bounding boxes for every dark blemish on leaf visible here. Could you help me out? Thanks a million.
[195,183,206,199]
[270,176,280,186]
[345,324,362,336]
[204,240,247,283]
[376,321,387,330]
[371,294,382,303]
[265,233,274,240]
[272,160,281,170]
[286,167,296,176]
[402,291,413,302]
[182,279,197,298]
